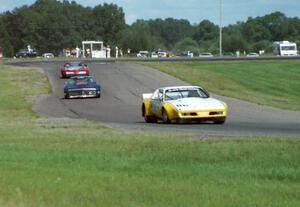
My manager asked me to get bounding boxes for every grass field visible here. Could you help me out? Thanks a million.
[143,60,300,111]
[0,63,299,207]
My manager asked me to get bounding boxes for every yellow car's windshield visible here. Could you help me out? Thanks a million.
[164,88,209,100]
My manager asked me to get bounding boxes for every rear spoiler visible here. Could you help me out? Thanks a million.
[142,93,152,99]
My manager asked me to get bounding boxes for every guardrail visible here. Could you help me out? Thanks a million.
[3,55,300,64]
[117,55,300,62]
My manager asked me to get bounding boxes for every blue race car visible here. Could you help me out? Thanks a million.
[64,76,101,99]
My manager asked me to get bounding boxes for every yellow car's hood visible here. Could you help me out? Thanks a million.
[167,97,225,111]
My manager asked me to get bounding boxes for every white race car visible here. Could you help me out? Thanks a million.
[142,86,228,124]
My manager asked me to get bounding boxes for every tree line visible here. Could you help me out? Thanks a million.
[0,0,300,57]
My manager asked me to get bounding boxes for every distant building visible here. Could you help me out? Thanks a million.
[82,41,107,58]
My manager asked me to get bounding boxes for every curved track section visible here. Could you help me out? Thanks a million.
[13,61,300,137]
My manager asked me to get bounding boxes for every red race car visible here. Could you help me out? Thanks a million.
[61,62,90,78]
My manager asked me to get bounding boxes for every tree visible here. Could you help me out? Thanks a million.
[222,33,248,53]
[93,3,126,44]
[0,0,126,56]
[0,20,14,56]
[174,37,199,52]
[147,18,194,49]
[261,12,288,41]
[1,1,300,57]
[251,40,273,53]
[119,21,160,52]
[193,20,218,44]
[242,20,272,42]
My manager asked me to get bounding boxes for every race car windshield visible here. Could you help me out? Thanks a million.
[69,77,94,84]
[165,88,209,100]
[66,62,84,69]
[78,77,94,82]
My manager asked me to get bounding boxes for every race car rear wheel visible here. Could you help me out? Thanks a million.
[61,72,66,79]
[144,115,157,123]
[142,104,156,123]
[64,93,70,99]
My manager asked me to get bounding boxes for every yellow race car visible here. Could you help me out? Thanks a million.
[142,86,228,124]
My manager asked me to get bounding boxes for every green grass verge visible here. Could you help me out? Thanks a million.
[0,64,299,207]
[142,60,300,110]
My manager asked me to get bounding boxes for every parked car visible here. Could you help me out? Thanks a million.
[151,52,158,58]
[137,51,149,58]
[15,49,37,58]
[199,52,214,58]
[222,52,235,57]
[157,51,168,58]
[42,53,54,58]
[246,52,259,57]
[177,51,194,57]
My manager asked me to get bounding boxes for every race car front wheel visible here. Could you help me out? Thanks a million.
[214,117,226,124]
[162,110,170,124]
[64,93,70,99]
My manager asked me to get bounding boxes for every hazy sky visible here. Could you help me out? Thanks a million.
[0,0,299,25]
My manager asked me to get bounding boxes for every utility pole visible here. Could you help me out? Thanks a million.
[219,0,223,57]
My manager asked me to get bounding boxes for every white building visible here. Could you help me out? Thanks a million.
[82,41,108,58]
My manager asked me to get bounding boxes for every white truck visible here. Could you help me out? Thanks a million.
[137,51,149,58]
[273,41,298,56]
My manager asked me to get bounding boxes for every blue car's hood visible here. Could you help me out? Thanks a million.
[64,82,100,90]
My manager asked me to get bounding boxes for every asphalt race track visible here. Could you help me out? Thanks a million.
[12,61,300,137]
